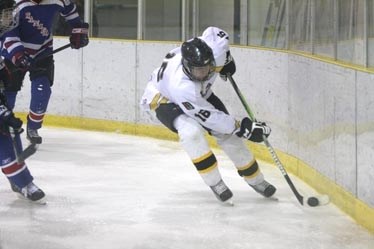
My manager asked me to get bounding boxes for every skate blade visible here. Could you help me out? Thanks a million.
[34,198,47,205]
[15,193,47,205]
[222,197,234,206]
[267,195,279,201]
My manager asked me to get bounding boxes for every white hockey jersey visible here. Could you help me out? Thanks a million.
[141,27,237,135]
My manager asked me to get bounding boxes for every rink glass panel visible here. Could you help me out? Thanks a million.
[51,1,373,71]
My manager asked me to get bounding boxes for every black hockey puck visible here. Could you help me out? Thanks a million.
[307,197,319,207]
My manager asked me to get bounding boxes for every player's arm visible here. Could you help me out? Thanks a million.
[60,0,81,25]
[2,23,30,70]
[174,83,271,142]
[179,96,271,142]
[200,27,236,80]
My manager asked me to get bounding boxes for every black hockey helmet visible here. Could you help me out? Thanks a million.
[181,38,216,81]
[0,0,17,36]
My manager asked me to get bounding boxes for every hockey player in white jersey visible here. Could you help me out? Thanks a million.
[141,27,276,203]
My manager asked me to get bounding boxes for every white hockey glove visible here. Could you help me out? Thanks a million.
[235,117,271,143]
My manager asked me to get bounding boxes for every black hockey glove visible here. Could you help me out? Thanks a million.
[0,104,23,133]
[219,52,236,81]
[235,117,271,143]
[12,52,31,71]
[0,66,11,87]
[70,22,89,49]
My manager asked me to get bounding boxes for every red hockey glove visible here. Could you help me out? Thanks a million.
[70,22,89,49]
[12,52,31,71]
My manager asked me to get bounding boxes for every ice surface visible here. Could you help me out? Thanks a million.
[0,127,373,249]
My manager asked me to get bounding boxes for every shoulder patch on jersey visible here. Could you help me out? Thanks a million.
[181,102,195,110]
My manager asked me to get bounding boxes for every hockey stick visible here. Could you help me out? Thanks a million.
[227,74,329,207]
[9,127,38,163]
[9,43,71,73]
[36,43,71,61]
[27,43,71,66]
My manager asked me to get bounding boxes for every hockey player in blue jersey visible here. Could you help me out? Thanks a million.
[1,0,89,144]
[0,0,45,203]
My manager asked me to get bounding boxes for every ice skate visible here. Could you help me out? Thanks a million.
[210,180,233,204]
[249,179,276,198]
[11,181,46,204]
[27,127,42,144]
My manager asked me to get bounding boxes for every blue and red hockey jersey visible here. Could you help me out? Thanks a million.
[2,0,83,61]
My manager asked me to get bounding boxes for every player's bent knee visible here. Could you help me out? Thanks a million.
[155,103,184,133]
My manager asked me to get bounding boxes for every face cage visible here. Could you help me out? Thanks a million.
[0,7,17,36]
[189,64,216,81]
[183,58,216,82]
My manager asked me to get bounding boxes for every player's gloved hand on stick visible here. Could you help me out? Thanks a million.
[12,52,31,71]
[219,52,236,81]
[70,22,89,49]
[235,117,271,143]
[0,104,23,133]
